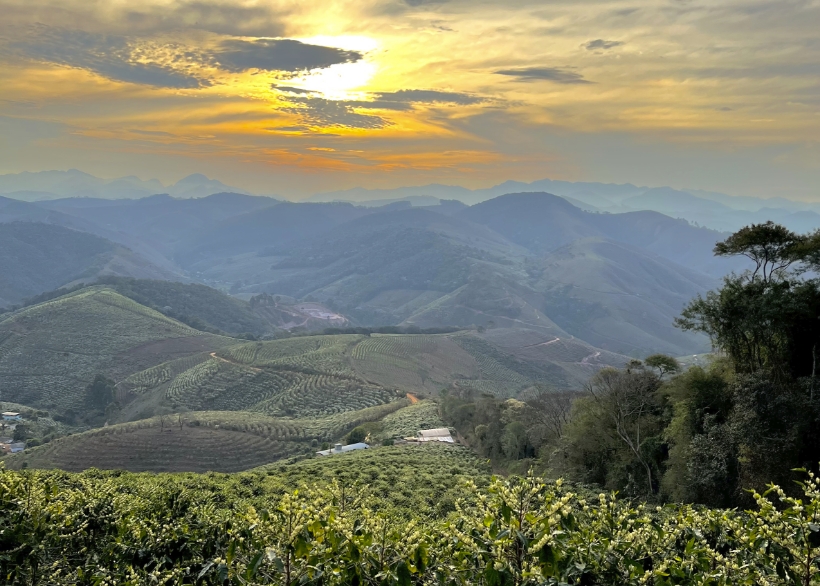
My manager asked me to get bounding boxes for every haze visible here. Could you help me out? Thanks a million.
[1,0,819,200]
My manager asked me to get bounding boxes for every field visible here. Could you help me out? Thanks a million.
[0,287,233,412]
[116,330,611,428]
[5,401,410,472]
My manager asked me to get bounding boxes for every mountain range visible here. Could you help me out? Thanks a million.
[0,187,752,357]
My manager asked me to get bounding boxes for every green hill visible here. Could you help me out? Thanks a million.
[95,277,271,336]
[118,330,626,422]
[4,402,411,472]
[0,287,234,415]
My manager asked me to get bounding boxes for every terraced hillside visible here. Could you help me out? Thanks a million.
[5,402,409,472]
[118,330,626,422]
[0,287,234,413]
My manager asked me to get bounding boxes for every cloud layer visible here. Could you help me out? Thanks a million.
[0,0,818,199]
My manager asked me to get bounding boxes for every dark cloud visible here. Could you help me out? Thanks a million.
[7,25,209,88]
[271,85,314,94]
[122,2,287,37]
[373,89,484,105]
[584,39,623,51]
[281,96,390,129]
[215,39,362,73]
[494,67,592,84]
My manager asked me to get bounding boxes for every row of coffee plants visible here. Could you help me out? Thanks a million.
[1,462,818,585]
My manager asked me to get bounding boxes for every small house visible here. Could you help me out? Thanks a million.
[416,428,454,443]
[2,412,22,422]
[316,442,370,456]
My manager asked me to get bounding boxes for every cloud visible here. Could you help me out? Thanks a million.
[7,25,209,88]
[280,96,390,129]
[494,67,592,84]
[271,85,314,94]
[584,39,623,51]
[373,89,484,105]
[215,39,362,73]
[129,129,176,136]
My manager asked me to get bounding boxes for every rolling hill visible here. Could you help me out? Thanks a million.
[116,330,627,424]
[0,222,178,308]
[0,190,739,356]
[531,238,715,356]
[0,287,233,414]
[2,403,409,472]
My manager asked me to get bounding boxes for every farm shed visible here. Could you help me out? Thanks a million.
[2,412,22,422]
[316,442,370,456]
[416,428,454,443]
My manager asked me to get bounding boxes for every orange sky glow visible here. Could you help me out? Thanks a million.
[0,0,818,199]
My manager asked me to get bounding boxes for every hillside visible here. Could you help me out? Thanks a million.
[532,238,714,355]
[116,331,626,423]
[460,192,742,277]
[0,222,176,307]
[0,191,742,355]
[95,277,271,336]
[4,402,409,472]
[0,287,233,415]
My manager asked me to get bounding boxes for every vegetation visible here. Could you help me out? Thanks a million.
[5,402,412,472]
[0,222,115,308]
[2,462,819,584]
[95,276,271,337]
[489,223,819,507]
[0,287,233,417]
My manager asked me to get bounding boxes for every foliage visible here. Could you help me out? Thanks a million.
[1,463,820,585]
[0,287,232,414]
[85,374,115,410]
[4,403,410,473]
[96,276,270,336]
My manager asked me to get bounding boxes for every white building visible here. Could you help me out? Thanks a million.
[316,442,370,456]
[416,428,454,443]
[2,412,22,422]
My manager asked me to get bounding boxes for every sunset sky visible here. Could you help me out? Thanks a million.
[1,0,818,199]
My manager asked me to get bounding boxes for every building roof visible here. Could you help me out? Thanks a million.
[316,442,370,456]
[418,428,451,438]
[2,412,21,417]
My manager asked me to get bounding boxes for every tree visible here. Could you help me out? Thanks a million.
[713,221,807,282]
[644,354,680,379]
[85,374,115,410]
[584,367,665,495]
[524,388,575,443]
[346,427,367,445]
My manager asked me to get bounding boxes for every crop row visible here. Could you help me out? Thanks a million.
[350,335,439,361]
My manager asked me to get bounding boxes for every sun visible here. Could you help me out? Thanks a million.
[288,36,380,99]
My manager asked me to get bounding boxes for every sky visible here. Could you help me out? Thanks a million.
[0,0,819,200]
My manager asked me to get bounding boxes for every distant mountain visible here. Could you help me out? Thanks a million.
[532,238,715,356]
[0,222,178,307]
[211,199,718,355]
[460,192,741,277]
[0,170,252,200]
[40,192,277,258]
[314,178,820,234]
[175,201,371,266]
